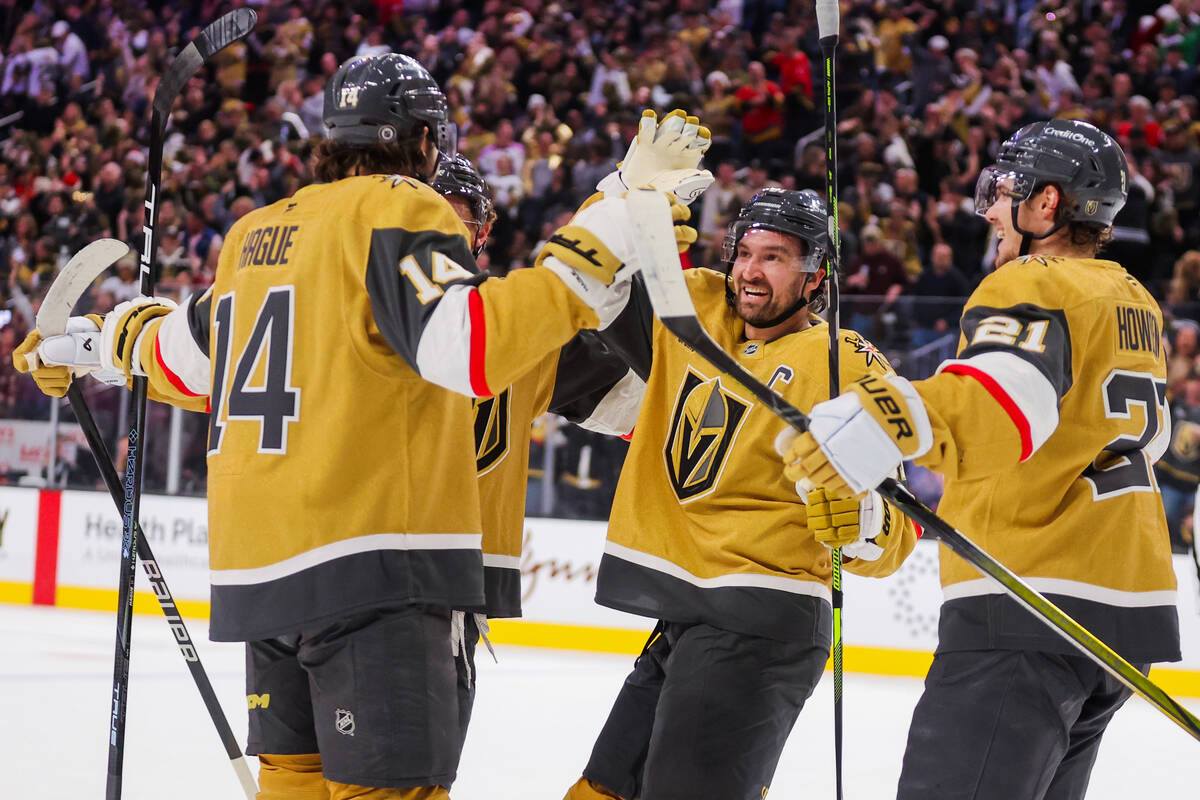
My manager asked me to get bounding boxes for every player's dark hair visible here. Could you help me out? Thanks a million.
[311,130,430,183]
[1041,182,1113,255]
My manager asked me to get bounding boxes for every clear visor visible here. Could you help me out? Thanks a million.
[722,224,826,272]
[436,121,458,159]
[973,166,1036,218]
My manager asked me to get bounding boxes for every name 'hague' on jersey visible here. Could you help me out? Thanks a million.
[595,268,919,645]
[912,254,1180,663]
[136,174,604,641]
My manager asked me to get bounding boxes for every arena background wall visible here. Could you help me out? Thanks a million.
[0,486,1197,697]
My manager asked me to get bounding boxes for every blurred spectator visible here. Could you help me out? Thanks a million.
[98,253,140,303]
[1168,322,1200,399]
[843,224,908,340]
[1156,372,1200,551]
[910,243,971,348]
[478,118,525,180]
[50,20,89,88]
[734,61,784,163]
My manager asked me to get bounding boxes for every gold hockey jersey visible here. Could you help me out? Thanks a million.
[474,354,557,618]
[596,268,918,643]
[136,175,601,641]
[913,255,1179,662]
[474,328,638,618]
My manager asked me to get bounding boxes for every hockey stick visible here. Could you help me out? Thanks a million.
[814,3,846,795]
[108,10,257,800]
[625,188,1200,743]
[34,241,257,799]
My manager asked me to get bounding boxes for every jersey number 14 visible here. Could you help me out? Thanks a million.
[208,286,301,455]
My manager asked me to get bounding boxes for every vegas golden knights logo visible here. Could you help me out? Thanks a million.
[665,369,750,501]
[474,389,511,475]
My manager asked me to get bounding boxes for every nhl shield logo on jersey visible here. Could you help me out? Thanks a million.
[474,390,511,475]
[665,368,750,501]
[335,708,355,736]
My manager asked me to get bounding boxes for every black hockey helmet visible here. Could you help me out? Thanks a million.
[723,187,828,271]
[323,53,457,156]
[975,119,1127,252]
[433,153,493,256]
[433,153,493,228]
[723,188,830,317]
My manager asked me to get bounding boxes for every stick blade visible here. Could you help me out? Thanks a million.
[153,9,257,120]
[36,239,130,335]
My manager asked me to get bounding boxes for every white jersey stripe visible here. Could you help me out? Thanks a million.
[938,350,1059,455]
[415,283,477,396]
[482,553,521,570]
[579,368,645,437]
[942,576,1177,608]
[210,532,482,586]
[605,541,832,603]
[155,301,212,396]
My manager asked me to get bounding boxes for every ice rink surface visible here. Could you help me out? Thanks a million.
[2,605,1197,799]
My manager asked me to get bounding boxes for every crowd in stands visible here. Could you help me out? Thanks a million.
[3,0,1200,548]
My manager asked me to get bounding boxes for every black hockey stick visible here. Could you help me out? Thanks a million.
[108,10,257,800]
[625,188,1200,743]
[815,2,846,795]
[34,240,256,797]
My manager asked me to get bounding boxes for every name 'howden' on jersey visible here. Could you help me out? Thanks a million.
[238,224,300,268]
[1115,303,1161,356]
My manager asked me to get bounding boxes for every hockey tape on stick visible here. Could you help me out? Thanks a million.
[627,188,1200,745]
[36,239,129,336]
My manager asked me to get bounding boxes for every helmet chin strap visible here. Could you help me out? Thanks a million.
[1009,198,1067,256]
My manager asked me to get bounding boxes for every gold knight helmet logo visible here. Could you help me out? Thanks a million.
[474,389,511,475]
[665,369,750,501]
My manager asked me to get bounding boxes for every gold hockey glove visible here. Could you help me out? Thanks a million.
[13,313,108,397]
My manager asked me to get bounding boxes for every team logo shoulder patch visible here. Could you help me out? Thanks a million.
[664,368,751,501]
[474,389,511,475]
[843,332,887,370]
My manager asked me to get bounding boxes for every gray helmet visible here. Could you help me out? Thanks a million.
[433,154,493,257]
[433,153,493,228]
[723,188,830,316]
[975,119,1128,227]
[723,188,828,272]
[323,53,456,156]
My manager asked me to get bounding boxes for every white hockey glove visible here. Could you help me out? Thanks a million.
[776,374,933,498]
[14,315,127,395]
[598,109,714,205]
[538,193,677,329]
[801,486,891,562]
[99,296,178,380]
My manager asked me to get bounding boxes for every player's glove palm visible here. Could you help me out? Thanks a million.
[775,373,933,498]
[598,109,714,204]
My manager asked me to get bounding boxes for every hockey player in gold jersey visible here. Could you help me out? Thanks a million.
[564,188,919,800]
[14,55,681,800]
[433,115,714,744]
[780,120,1181,799]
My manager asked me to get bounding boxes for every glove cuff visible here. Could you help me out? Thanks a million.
[848,373,933,460]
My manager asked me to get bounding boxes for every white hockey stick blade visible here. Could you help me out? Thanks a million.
[36,239,130,336]
[625,190,694,320]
